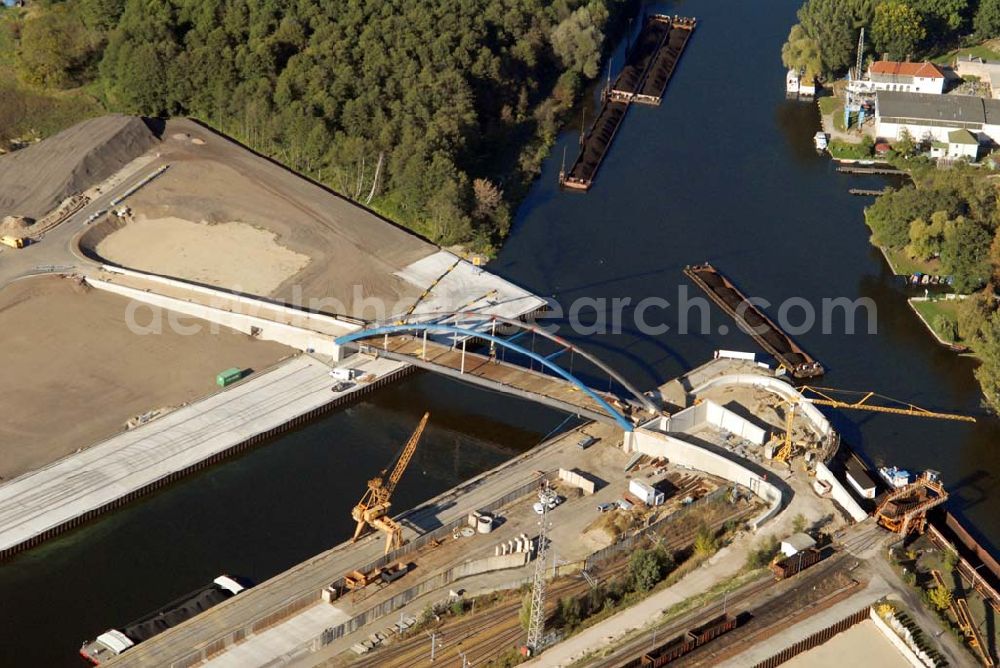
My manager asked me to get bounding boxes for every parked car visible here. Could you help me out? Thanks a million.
[577,435,597,450]
[596,502,615,513]
[533,495,563,514]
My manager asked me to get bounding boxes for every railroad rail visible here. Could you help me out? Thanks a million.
[682,263,824,379]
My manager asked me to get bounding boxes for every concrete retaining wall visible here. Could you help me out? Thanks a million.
[814,462,868,522]
[451,552,530,579]
[558,468,596,494]
[631,428,783,530]
[88,269,360,357]
[663,400,767,445]
[691,373,833,439]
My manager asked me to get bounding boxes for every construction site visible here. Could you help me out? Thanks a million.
[1,113,998,668]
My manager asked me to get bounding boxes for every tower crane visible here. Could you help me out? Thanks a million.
[351,412,429,554]
[773,386,975,463]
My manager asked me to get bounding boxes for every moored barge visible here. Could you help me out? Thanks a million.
[79,575,246,664]
[683,263,824,379]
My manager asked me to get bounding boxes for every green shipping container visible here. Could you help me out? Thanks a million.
[216,367,243,387]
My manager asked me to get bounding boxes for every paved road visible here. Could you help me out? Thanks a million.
[0,156,166,289]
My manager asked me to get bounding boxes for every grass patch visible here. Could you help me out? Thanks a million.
[818,96,840,115]
[911,299,961,344]
[829,138,872,160]
[932,40,1000,65]
[883,247,942,276]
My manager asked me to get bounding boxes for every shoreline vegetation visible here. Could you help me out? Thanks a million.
[783,0,1000,411]
[0,0,633,256]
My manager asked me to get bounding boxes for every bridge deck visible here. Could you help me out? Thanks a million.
[374,334,630,424]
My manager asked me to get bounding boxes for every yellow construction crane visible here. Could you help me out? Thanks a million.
[351,412,429,554]
[773,386,975,464]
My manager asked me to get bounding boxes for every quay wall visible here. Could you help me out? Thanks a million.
[0,359,414,561]
[629,428,783,530]
[815,462,868,522]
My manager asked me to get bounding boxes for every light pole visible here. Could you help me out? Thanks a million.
[426,630,440,662]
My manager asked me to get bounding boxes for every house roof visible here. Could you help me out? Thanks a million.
[876,91,1000,125]
[949,129,979,145]
[781,533,817,551]
[871,60,945,79]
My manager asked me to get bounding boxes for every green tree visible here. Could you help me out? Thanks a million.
[907,210,947,260]
[781,24,823,80]
[957,291,994,342]
[792,514,808,533]
[791,0,877,76]
[975,0,1000,39]
[941,216,991,293]
[16,7,101,88]
[912,0,969,37]
[872,1,927,60]
[895,127,917,157]
[629,548,663,593]
[928,584,953,610]
[975,311,1000,409]
[934,314,958,341]
[550,3,608,79]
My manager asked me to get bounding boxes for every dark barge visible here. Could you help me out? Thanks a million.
[561,15,696,191]
[80,575,246,664]
[683,263,825,379]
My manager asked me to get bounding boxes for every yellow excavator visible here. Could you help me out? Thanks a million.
[351,412,429,554]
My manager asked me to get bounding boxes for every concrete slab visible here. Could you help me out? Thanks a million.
[394,250,546,320]
[0,354,406,557]
[204,603,350,667]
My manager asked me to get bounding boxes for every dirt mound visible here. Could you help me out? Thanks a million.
[0,115,158,220]
[0,216,33,235]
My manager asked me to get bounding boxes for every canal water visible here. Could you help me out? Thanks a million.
[2,0,998,665]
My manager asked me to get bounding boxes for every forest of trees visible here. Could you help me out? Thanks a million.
[3,0,625,251]
[866,166,1000,407]
[781,0,999,80]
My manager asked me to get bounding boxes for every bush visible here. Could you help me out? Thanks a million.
[792,514,808,533]
[745,536,781,570]
[694,524,719,557]
[629,546,674,593]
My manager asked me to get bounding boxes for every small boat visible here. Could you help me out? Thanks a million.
[879,466,912,489]
[814,131,829,151]
[858,160,875,166]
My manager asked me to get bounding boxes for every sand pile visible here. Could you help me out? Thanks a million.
[96,216,311,295]
[0,115,158,220]
[0,216,32,235]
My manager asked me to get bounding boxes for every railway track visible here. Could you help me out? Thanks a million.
[346,505,756,667]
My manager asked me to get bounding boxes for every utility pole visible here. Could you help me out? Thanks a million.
[526,482,553,654]
[426,630,439,662]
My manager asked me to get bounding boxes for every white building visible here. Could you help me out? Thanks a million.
[930,129,980,160]
[867,61,945,94]
[780,532,817,558]
[875,90,1000,148]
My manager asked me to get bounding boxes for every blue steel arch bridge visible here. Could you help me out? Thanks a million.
[334,312,662,432]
